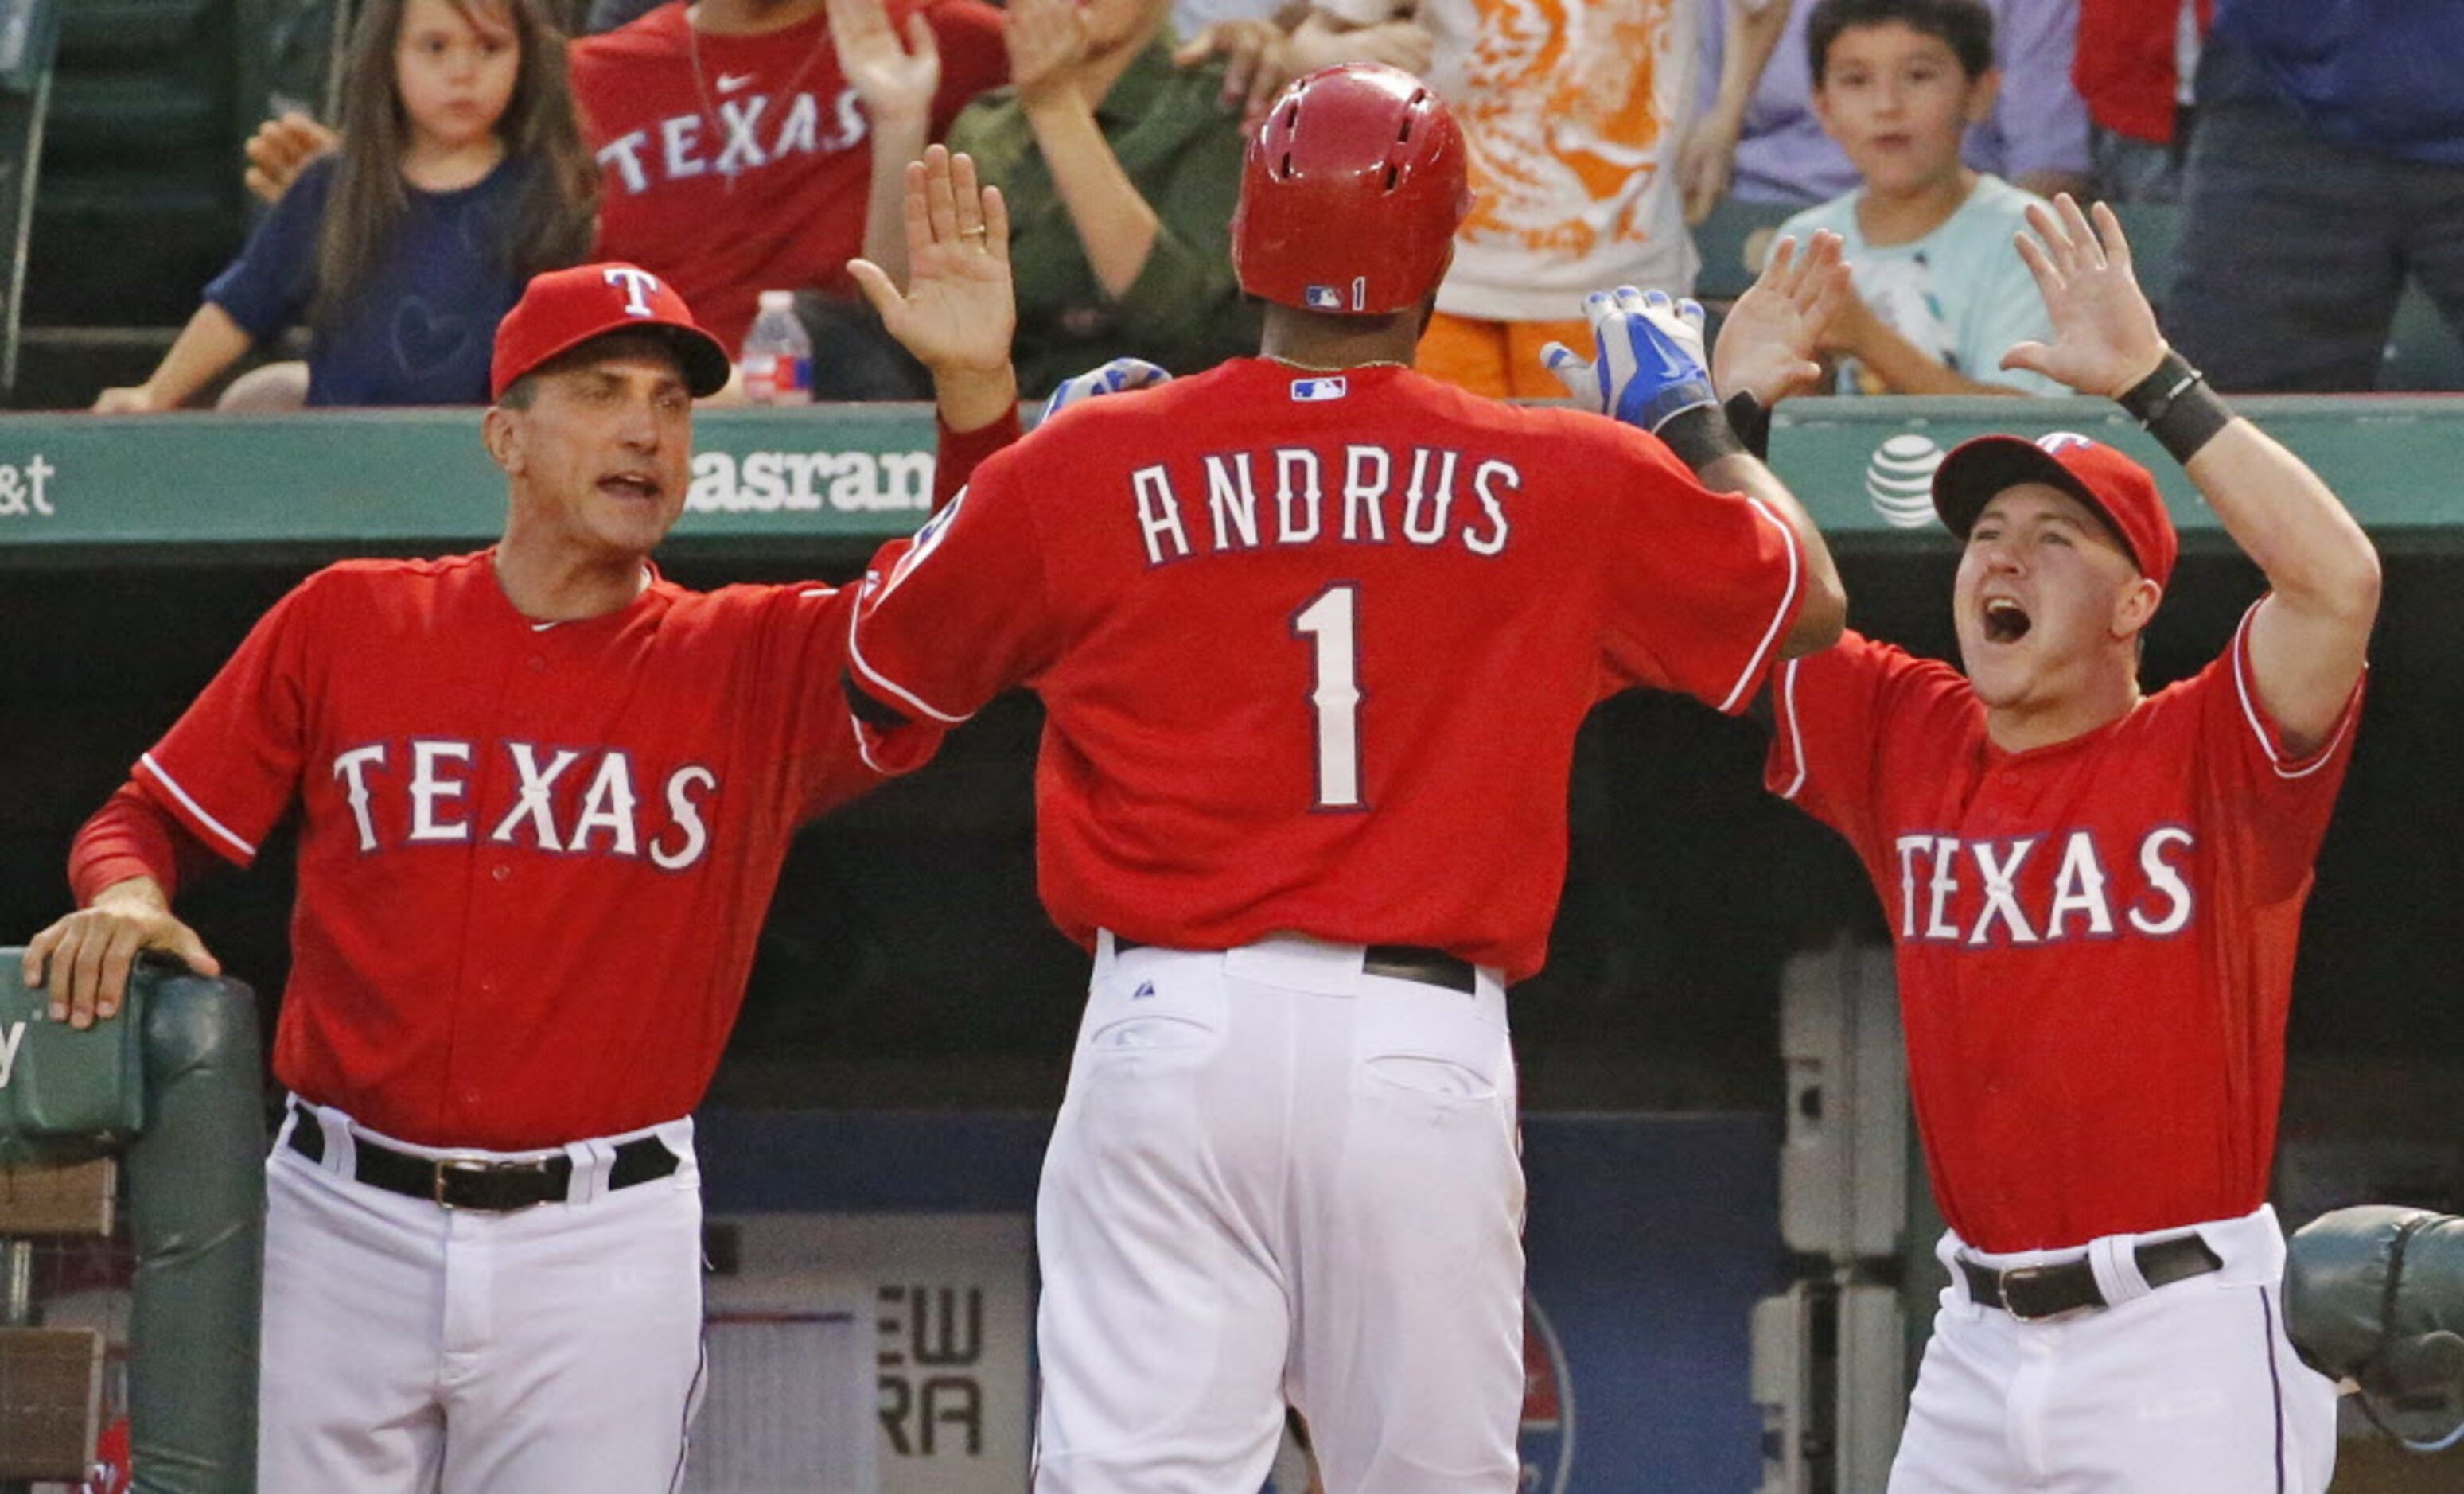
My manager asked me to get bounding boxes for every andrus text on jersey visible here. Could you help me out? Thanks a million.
[1130,446,1517,567]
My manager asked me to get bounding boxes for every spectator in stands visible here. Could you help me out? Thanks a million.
[1707,0,2088,210]
[570,0,1006,395]
[95,0,593,411]
[247,0,1009,399]
[1778,0,2062,395]
[2076,0,2205,203]
[2168,0,2464,391]
[942,0,1258,398]
[1294,0,1789,399]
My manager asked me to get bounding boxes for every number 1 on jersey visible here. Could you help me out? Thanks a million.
[1291,583,1364,810]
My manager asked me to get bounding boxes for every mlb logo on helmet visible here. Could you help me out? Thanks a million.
[1305,286,1345,310]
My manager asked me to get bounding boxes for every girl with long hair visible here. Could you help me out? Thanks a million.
[95,0,594,410]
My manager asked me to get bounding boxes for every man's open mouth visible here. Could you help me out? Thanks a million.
[1983,597,2032,644]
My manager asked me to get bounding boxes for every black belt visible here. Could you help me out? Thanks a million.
[284,1102,680,1212]
[1111,938,1478,995]
[1958,1234,2225,1321]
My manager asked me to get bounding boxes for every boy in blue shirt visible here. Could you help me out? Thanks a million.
[1780,0,2061,395]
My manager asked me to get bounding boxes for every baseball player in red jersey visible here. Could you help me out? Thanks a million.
[845,68,1847,1492]
[19,264,948,1491]
[1730,196,2379,1490]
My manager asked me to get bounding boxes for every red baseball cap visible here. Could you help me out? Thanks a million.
[489,263,732,400]
[1931,430,2178,590]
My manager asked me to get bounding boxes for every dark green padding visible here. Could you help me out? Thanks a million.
[0,950,263,1492]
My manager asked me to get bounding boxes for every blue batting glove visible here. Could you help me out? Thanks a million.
[1540,287,1716,434]
[1038,357,1171,423]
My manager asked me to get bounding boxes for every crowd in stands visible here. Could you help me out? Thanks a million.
[80,0,2464,410]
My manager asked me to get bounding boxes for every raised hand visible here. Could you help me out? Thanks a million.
[1999,194,2170,398]
[1171,19,1292,128]
[1040,358,1170,423]
[828,0,942,130]
[1005,0,1090,109]
[850,145,1015,379]
[1711,231,1850,407]
[1541,286,1719,434]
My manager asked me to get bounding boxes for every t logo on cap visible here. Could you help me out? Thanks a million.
[603,267,664,318]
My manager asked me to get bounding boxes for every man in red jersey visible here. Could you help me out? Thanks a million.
[573,0,1007,360]
[1742,196,2379,1491]
[18,263,944,1491]
[845,67,1847,1492]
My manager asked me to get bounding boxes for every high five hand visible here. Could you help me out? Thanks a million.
[2000,193,2170,399]
[1542,287,1719,434]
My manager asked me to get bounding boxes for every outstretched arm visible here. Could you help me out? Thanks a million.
[2003,195,2380,753]
[1544,287,1847,656]
[833,0,943,293]
[851,145,1021,436]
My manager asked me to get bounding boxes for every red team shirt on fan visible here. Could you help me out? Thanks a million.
[571,0,1008,349]
[1765,608,2363,1252]
[849,360,1808,982]
[128,552,920,1151]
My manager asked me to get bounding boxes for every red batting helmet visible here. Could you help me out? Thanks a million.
[1231,64,1472,316]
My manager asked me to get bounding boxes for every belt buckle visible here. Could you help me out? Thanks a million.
[430,1154,551,1212]
[1995,1263,2080,1324]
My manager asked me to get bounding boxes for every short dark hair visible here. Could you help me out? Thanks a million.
[1808,0,1995,84]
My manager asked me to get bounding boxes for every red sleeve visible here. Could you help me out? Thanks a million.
[132,578,323,868]
[923,0,1010,135]
[68,783,220,906]
[847,444,1065,734]
[1595,423,1807,714]
[2192,599,2366,897]
[934,405,1022,512]
[1764,630,1964,862]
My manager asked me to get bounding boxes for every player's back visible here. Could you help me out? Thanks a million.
[857,358,1804,981]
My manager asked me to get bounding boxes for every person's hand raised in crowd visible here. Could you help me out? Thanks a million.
[827,0,941,132]
[1288,14,1434,80]
[1677,111,1744,226]
[245,111,341,206]
[1172,18,1293,129]
[851,145,1017,427]
[2000,194,2169,398]
[1711,231,1850,409]
[1006,0,1091,110]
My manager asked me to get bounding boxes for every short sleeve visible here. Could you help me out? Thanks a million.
[724,582,947,814]
[2191,600,2367,894]
[133,576,327,866]
[847,445,1067,733]
[1595,424,1806,714]
[203,156,333,342]
[1764,630,1966,862]
[924,0,1010,135]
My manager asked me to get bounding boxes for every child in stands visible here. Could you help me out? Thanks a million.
[95,0,592,410]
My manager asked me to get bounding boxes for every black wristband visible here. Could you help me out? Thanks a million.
[2117,349,2233,465]
[1657,403,1747,473]
[1723,391,1773,463]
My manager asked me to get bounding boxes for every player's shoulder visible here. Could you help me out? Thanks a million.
[1792,629,1975,720]
[297,550,488,601]
[1778,190,1857,249]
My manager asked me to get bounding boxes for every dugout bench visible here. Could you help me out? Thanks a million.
[0,955,261,1494]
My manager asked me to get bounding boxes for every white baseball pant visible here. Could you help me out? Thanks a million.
[1033,933,1526,1494]
[261,1101,707,1492]
[1891,1204,2338,1492]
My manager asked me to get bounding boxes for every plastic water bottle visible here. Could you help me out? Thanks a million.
[739,290,813,405]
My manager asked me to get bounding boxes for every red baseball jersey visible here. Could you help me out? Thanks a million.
[849,360,1808,982]
[1766,609,2364,1251]
[572,0,1008,350]
[130,552,920,1150]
